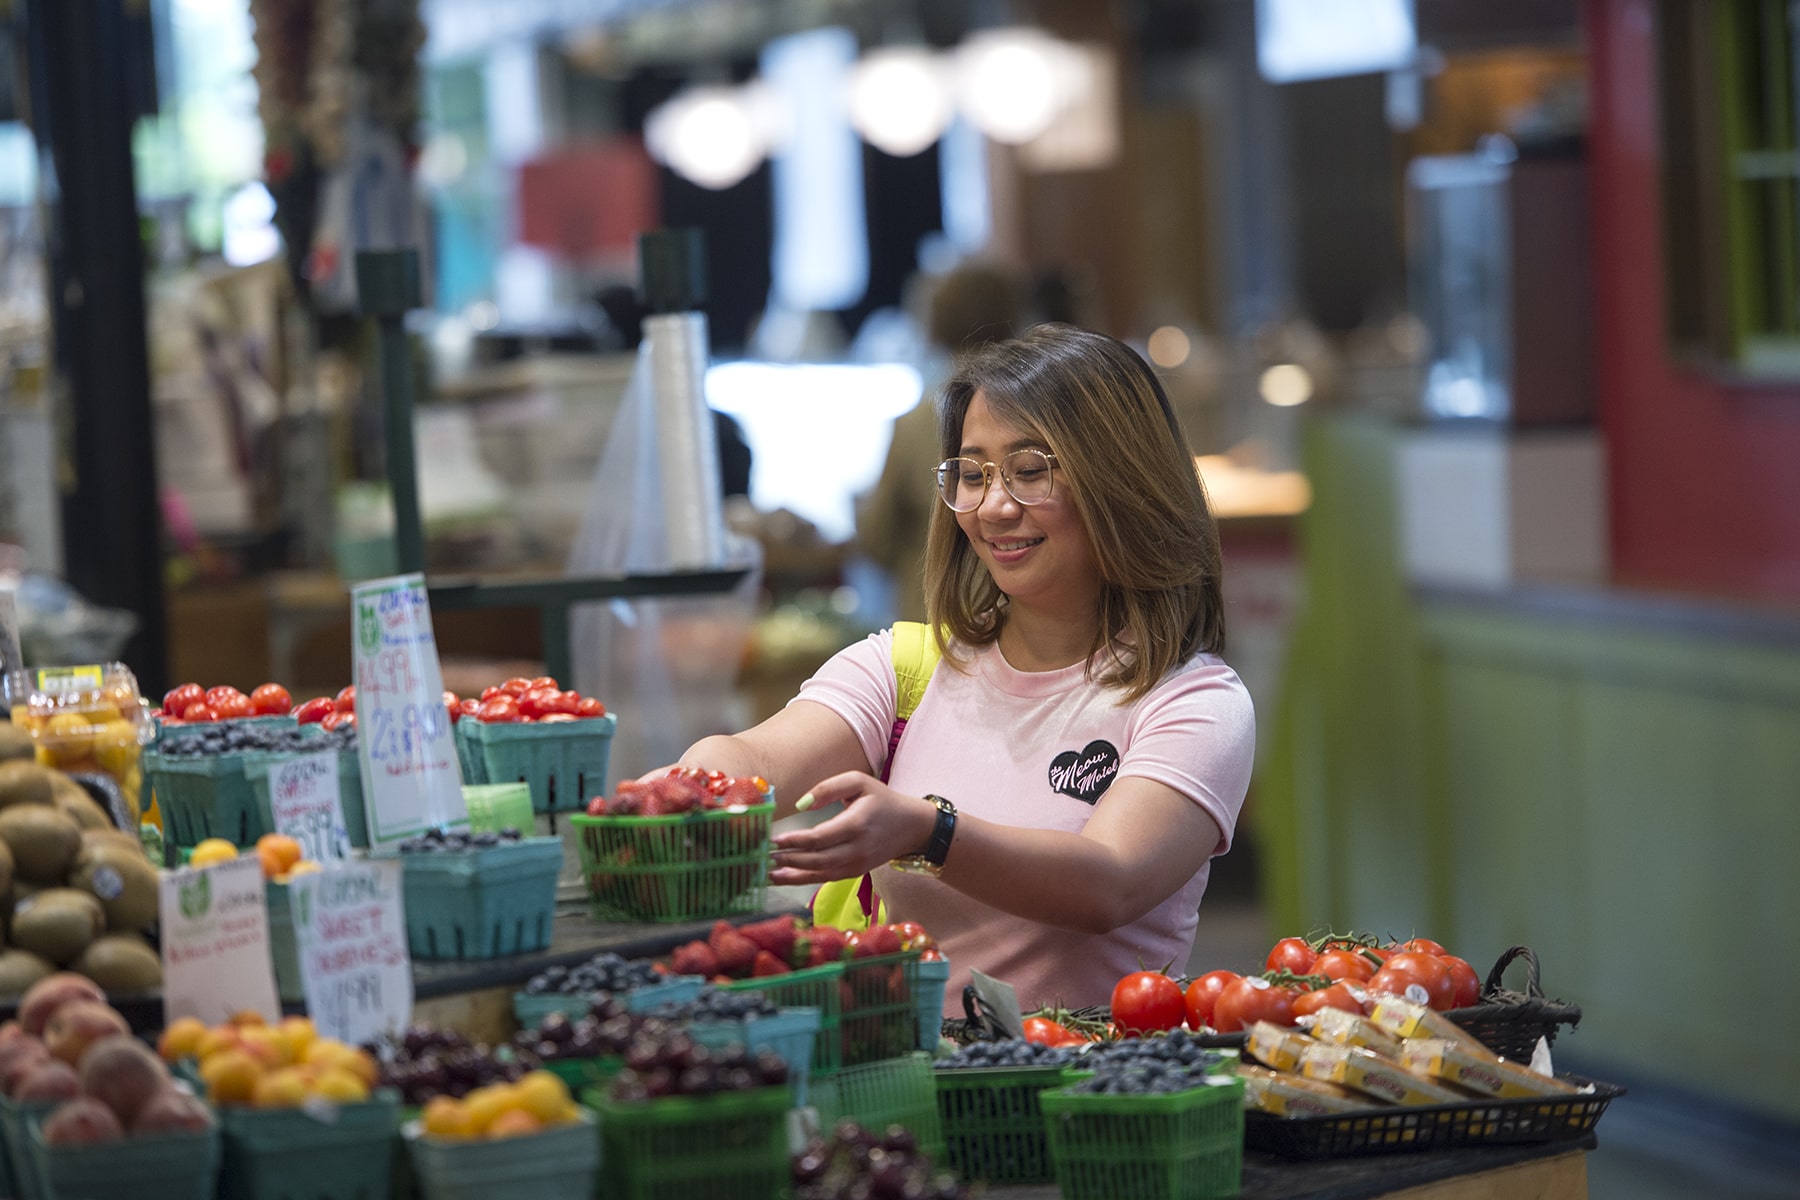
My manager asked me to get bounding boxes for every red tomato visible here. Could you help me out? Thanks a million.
[1110,972,1186,1037]
[163,683,204,716]
[574,696,607,718]
[1023,1017,1073,1046]
[183,703,219,723]
[1440,954,1482,1008]
[1369,952,1456,1011]
[550,690,583,716]
[480,685,503,702]
[205,685,243,706]
[212,693,253,720]
[293,696,336,725]
[458,697,482,721]
[320,710,355,731]
[443,691,462,724]
[537,713,577,723]
[1212,977,1298,1032]
[1292,983,1365,1019]
[529,676,560,691]
[1399,937,1450,957]
[1183,970,1240,1030]
[499,677,534,698]
[516,687,559,720]
[1265,937,1317,975]
[334,685,356,714]
[478,696,522,723]
[1313,947,1378,984]
[249,683,292,716]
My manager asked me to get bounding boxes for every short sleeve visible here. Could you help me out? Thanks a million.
[1116,660,1256,857]
[791,629,900,774]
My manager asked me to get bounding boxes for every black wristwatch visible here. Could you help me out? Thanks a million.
[890,794,957,877]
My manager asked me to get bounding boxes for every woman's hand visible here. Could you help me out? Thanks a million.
[768,773,939,886]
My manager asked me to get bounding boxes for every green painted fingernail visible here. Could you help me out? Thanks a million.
[795,793,815,811]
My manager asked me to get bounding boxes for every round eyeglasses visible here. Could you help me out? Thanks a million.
[934,449,1059,512]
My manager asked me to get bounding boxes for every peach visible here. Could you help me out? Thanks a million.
[0,1039,52,1097]
[77,1035,170,1125]
[41,1096,124,1146]
[18,974,106,1037]
[43,1001,129,1067]
[132,1088,216,1136]
[13,1059,80,1103]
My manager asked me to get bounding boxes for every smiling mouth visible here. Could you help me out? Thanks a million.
[989,537,1044,553]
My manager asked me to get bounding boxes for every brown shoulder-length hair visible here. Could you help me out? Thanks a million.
[922,323,1225,702]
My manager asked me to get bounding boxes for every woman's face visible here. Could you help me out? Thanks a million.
[954,391,1100,619]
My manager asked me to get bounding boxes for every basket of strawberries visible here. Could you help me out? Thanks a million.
[568,769,773,923]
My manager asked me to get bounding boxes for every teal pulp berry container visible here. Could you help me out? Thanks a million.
[31,1123,221,1200]
[1040,1075,1245,1200]
[914,957,951,1051]
[586,1085,790,1200]
[570,801,772,924]
[0,1095,55,1200]
[401,837,562,960]
[405,1112,600,1200]
[512,974,707,1029]
[688,1006,821,1107]
[264,880,303,1003]
[145,748,264,856]
[460,715,617,813]
[218,1091,403,1200]
[809,1052,947,1165]
[243,744,369,851]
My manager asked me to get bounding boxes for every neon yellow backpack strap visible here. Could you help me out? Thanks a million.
[809,623,941,932]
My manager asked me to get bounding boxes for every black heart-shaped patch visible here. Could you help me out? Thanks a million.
[1048,740,1120,805]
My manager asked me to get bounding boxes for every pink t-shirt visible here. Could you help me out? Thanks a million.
[794,629,1255,1014]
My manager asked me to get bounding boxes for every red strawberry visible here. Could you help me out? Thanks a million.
[718,778,765,808]
[709,923,758,977]
[740,917,799,964]
[751,950,791,977]
[670,940,720,978]
[857,925,903,958]
[649,773,705,814]
[805,926,849,967]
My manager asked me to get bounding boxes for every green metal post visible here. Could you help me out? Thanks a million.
[356,250,426,574]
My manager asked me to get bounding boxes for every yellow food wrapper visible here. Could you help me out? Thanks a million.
[1241,1065,1373,1117]
[1366,995,1500,1062]
[1305,1006,1406,1060]
[1399,1038,1580,1100]
[1299,1043,1470,1107]
[1245,1020,1315,1073]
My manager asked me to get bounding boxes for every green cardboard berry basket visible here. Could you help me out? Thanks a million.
[688,1006,821,1107]
[404,1112,599,1200]
[569,801,772,924]
[932,1063,1075,1184]
[218,1091,402,1200]
[460,715,617,814]
[512,974,707,1029]
[809,1052,947,1164]
[0,1094,55,1200]
[243,744,369,851]
[402,837,563,960]
[1040,1075,1246,1200]
[585,1085,790,1200]
[30,1123,221,1200]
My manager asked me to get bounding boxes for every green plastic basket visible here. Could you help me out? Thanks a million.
[570,802,772,923]
[541,1056,624,1093]
[914,957,951,1051]
[461,715,617,813]
[461,783,535,833]
[586,1086,790,1200]
[244,745,369,851]
[219,1092,402,1200]
[405,1111,599,1200]
[933,1064,1072,1184]
[30,1124,220,1200]
[0,1095,55,1200]
[513,975,707,1029]
[400,836,561,960]
[1040,1076,1245,1200]
[688,1006,821,1107]
[721,962,844,1076]
[810,1052,946,1164]
[723,950,921,1075]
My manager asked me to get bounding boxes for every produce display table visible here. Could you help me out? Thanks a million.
[983,1139,1592,1200]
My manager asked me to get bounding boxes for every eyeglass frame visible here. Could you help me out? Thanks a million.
[932,449,1061,512]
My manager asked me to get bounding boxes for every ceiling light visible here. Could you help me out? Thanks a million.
[846,46,953,157]
[645,86,770,190]
[955,28,1081,145]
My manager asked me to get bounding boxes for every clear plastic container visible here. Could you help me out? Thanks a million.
[8,661,152,819]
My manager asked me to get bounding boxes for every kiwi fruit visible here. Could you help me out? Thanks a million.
[69,848,159,933]
[0,838,11,904]
[70,934,162,993]
[0,806,83,883]
[0,948,55,996]
[0,723,33,764]
[48,774,113,832]
[11,889,105,965]
[0,761,54,810]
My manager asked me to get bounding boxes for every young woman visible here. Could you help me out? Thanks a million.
[663,324,1255,1011]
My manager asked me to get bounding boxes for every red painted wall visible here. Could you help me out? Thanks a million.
[1588,0,1800,601]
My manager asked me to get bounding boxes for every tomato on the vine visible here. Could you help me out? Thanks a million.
[1369,952,1456,1011]
[1292,982,1364,1020]
[1110,971,1186,1036]
[1313,947,1378,984]
[1183,970,1240,1030]
[1023,1016,1074,1046]
[1398,937,1450,957]
[1265,937,1317,976]
[1440,954,1482,1008]
[1212,977,1298,1032]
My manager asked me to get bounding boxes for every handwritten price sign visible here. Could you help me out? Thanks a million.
[290,860,412,1046]
[158,855,281,1027]
[350,573,467,848]
[268,752,352,863]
